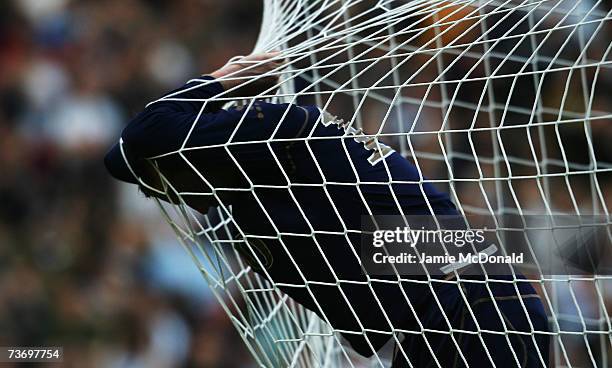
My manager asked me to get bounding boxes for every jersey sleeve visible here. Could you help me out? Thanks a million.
[105,75,320,184]
[120,76,226,158]
[121,101,318,159]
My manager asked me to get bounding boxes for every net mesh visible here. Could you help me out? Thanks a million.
[148,0,611,366]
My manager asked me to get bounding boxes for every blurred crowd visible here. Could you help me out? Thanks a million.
[0,0,262,367]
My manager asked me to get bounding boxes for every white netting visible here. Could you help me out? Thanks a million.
[148,0,611,367]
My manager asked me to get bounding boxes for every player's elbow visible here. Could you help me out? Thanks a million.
[120,103,186,158]
[104,106,170,184]
[104,142,139,184]
[120,108,156,156]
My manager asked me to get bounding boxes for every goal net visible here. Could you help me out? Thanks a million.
[150,0,611,367]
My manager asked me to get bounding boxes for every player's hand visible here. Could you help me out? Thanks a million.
[210,52,285,97]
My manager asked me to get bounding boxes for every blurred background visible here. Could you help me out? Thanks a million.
[0,0,262,367]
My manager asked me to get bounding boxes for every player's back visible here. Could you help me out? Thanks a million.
[209,102,460,356]
[104,85,460,356]
[219,101,458,223]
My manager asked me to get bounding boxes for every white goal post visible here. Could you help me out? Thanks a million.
[150,1,611,367]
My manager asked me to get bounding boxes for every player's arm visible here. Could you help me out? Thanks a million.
[104,52,318,187]
[118,52,285,158]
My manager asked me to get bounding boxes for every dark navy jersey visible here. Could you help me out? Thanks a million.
[104,76,463,356]
[106,76,456,210]
[106,77,548,365]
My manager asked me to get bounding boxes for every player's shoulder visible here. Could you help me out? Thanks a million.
[228,101,319,121]
[223,102,321,139]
